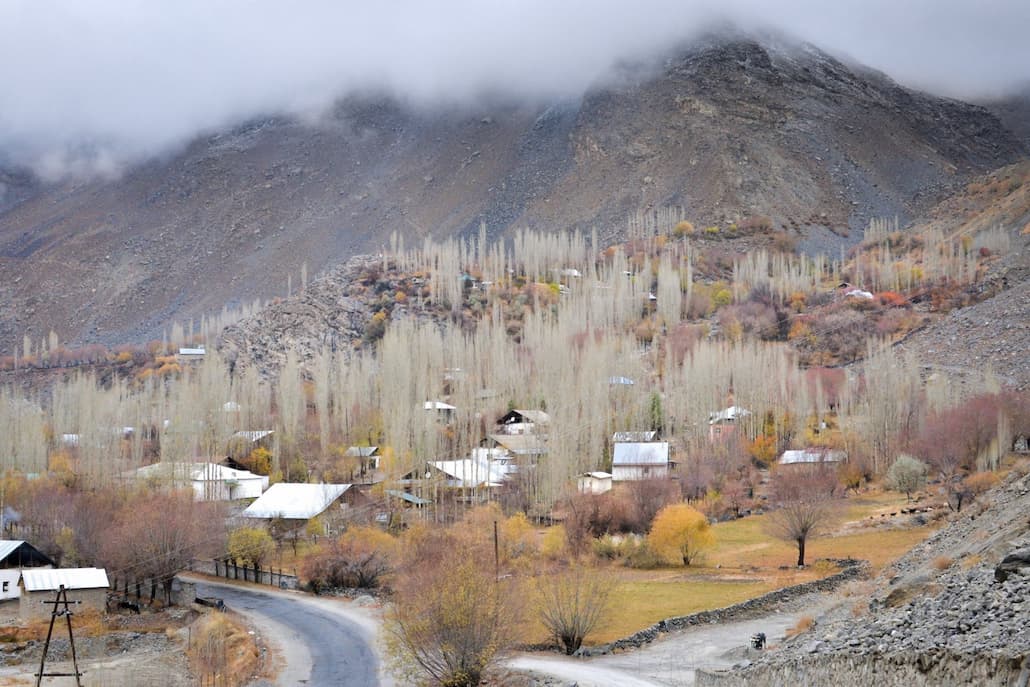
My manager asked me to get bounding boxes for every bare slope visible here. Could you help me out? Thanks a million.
[0,37,1024,351]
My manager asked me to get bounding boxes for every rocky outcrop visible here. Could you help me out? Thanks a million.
[700,468,1030,686]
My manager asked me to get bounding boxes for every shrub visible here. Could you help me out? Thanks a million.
[536,565,614,655]
[963,471,999,496]
[932,556,953,571]
[885,454,928,500]
[302,527,397,592]
[673,220,696,237]
[785,615,815,638]
[623,542,664,569]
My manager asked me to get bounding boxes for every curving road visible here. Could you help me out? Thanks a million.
[194,580,387,687]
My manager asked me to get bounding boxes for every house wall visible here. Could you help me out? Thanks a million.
[578,477,612,494]
[20,588,107,621]
[612,465,669,481]
[191,477,267,501]
[0,570,20,600]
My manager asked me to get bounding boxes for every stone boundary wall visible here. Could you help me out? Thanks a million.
[551,558,869,656]
[695,651,1027,687]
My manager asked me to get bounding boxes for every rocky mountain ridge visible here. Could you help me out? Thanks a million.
[1,35,1025,352]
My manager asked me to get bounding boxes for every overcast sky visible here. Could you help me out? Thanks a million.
[1,0,1028,178]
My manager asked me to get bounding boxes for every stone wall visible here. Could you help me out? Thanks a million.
[572,558,869,656]
[696,652,1028,687]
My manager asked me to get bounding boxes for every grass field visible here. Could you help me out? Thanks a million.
[537,489,939,646]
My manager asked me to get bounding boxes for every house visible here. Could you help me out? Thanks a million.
[344,446,381,472]
[496,409,550,435]
[426,458,510,489]
[612,442,671,481]
[0,541,54,601]
[488,433,548,457]
[424,400,457,421]
[128,462,268,501]
[709,406,751,442]
[778,449,847,467]
[19,568,109,621]
[578,471,613,495]
[613,430,657,443]
[241,483,352,521]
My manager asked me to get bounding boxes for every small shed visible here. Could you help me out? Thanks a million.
[0,541,54,601]
[612,442,671,481]
[578,471,613,495]
[19,568,109,621]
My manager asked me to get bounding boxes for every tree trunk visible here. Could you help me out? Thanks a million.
[797,537,806,567]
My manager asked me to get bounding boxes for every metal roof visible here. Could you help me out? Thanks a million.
[232,430,274,442]
[708,406,752,425]
[612,442,670,466]
[131,462,266,482]
[505,409,550,425]
[429,459,508,488]
[613,431,657,443]
[386,490,432,506]
[489,434,548,455]
[582,471,613,480]
[21,568,109,592]
[779,449,847,465]
[242,483,351,519]
[424,400,456,411]
[609,376,636,386]
[344,446,379,458]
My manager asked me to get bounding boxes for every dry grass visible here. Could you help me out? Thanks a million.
[188,612,261,687]
[785,614,814,638]
[961,554,982,570]
[932,556,953,571]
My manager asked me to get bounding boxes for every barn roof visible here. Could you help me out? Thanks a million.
[0,540,54,568]
[779,449,847,465]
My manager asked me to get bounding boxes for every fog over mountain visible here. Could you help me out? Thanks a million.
[2,0,1028,178]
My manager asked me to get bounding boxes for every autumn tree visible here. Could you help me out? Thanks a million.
[228,527,275,571]
[385,528,521,687]
[885,454,927,500]
[766,468,838,567]
[648,503,715,566]
[535,564,614,655]
[302,526,398,592]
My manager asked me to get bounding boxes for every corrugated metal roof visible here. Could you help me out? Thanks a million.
[232,430,274,442]
[132,462,266,482]
[386,490,432,506]
[489,434,548,455]
[424,400,456,411]
[344,446,379,458]
[612,442,670,466]
[779,449,847,465]
[0,540,25,561]
[429,459,508,488]
[21,568,109,592]
[242,483,350,519]
[613,431,657,443]
[708,406,751,425]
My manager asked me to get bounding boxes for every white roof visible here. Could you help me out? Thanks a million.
[708,406,752,424]
[505,409,551,424]
[609,376,636,386]
[613,430,657,443]
[582,471,613,480]
[223,401,241,412]
[844,288,874,300]
[178,347,206,355]
[242,483,350,519]
[21,568,109,592]
[429,459,508,488]
[132,462,265,482]
[232,430,274,442]
[344,446,379,458]
[612,442,670,466]
[779,449,847,465]
[424,400,456,411]
[0,540,26,561]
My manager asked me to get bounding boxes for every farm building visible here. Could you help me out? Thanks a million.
[0,541,54,601]
[128,462,268,500]
[241,483,352,521]
[19,568,109,621]
[612,442,671,481]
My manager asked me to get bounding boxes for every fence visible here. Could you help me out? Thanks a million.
[189,559,301,590]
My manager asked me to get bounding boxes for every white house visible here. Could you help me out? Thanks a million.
[427,457,509,489]
[20,568,109,620]
[129,462,269,501]
[0,540,54,601]
[242,483,351,520]
[612,442,671,481]
[578,471,613,495]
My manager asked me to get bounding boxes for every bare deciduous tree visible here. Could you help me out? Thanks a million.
[536,565,614,655]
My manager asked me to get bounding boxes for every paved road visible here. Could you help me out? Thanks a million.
[195,581,385,687]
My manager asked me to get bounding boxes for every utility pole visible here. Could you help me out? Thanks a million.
[35,585,83,687]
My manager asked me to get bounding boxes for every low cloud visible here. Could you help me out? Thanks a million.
[1,0,1027,178]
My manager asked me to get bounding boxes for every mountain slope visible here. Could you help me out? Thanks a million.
[0,37,1024,351]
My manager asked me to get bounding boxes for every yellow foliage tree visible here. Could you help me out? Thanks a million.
[228,527,275,568]
[648,504,715,566]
